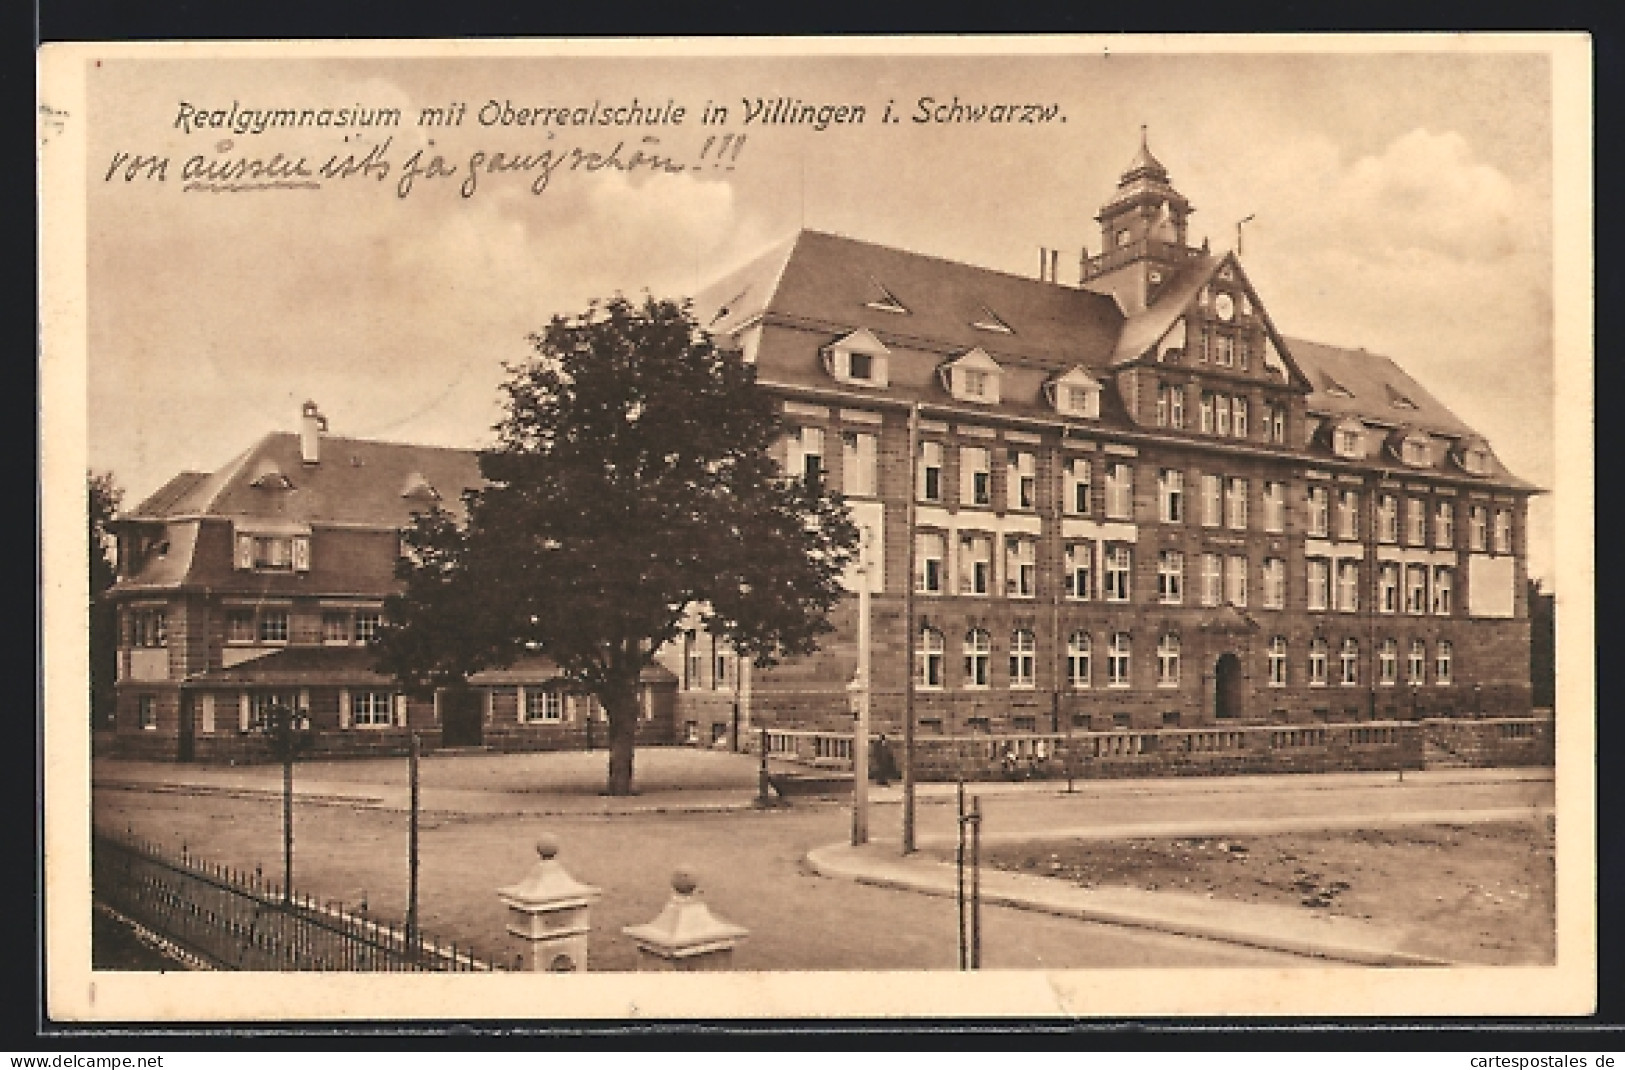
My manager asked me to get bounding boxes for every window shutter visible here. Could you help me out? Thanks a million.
[515,685,527,723]
[393,694,407,727]
[291,535,311,572]
[239,693,251,732]
[200,693,215,735]
[338,689,351,729]
[235,533,254,570]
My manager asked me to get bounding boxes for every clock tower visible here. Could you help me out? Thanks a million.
[1081,128,1202,315]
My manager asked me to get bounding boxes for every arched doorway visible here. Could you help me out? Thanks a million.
[1214,653,1244,720]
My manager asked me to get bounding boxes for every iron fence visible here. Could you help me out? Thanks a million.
[92,830,506,972]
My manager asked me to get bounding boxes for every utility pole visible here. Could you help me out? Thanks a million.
[902,402,920,854]
[1236,213,1257,257]
[850,525,872,847]
[407,731,420,950]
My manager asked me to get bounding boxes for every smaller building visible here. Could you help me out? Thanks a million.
[107,403,678,761]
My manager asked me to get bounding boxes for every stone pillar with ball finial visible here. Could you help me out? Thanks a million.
[496,836,601,972]
[622,868,749,971]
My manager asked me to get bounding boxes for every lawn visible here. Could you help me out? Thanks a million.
[969,819,1555,966]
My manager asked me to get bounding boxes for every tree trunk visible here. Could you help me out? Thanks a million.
[602,680,639,796]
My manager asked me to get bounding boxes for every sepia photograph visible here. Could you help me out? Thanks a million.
[38,34,1594,1021]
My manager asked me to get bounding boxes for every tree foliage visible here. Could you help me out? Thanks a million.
[378,295,858,793]
[89,471,123,729]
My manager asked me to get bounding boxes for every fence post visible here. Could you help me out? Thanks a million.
[622,869,748,971]
[496,837,600,972]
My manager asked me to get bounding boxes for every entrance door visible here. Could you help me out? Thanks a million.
[440,687,484,747]
[1214,653,1244,720]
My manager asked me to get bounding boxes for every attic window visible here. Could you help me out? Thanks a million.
[821,328,891,388]
[1322,374,1355,399]
[1398,434,1432,468]
[1458,440,1493,476]
[971,305,1013,334]
[863,276,909,315]
[250,461,294,489]
[401,472,440,500]
[1331,421,1365,460]
[1389,390,1419,411]
[1048,367,1102,420]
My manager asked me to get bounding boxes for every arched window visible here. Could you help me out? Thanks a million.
[1009,629,1036,689]
[1067,631,1091,689]
[1267,636,1288,687]
[1408,639,1428,684]
[963,628,991,689]
[1379,639,1398,685]
[1156,633,1180,687]
[918,628,944,689]
[1340,638,1360,686]
[1107,632,1131,688]
[1308,638,1328,686]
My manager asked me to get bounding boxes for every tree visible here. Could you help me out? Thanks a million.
[89,471,123,730]
[377,295,859,795]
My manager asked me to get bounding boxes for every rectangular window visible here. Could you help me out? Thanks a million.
[1065,542,1093,601]
[962,369,989,398]
[1156,635,1180,688]
[1104,545,1132,602]
[1199,393,1215,434]
[1405,565,1428,615]
[252,535,293,571]
[1433,567,1454,615]
[1307,558,1330,612]
[1262,557,1285,610]
[1226,477,1248,531]
[1379,563,1400,614]
[1409,641,1427,684]
[1004,537,1037,598]
[1336,560,1360,613]
[1200,553,1223,607]
[847,351,873,381]
[355,611,382,645]
[1105,463,1133,520]
[1009,631,1036,689]
[1379,640,1399,685]
[919,632,944,689]
[1469,505,1489,551]
[961,446,992,508]
[1308,642,1328,687]
[1201,474,1222,528]
[1340,641,1360,687]
[1336,490,1360,540]
[918,441,943,502]
[916,531,945,594]
[227,609,256,644]
[257,609,289,644]
[138,695,157,730]
[1378,494,1398,543]
[1068,634,1091,689]
[1107,634,1131,688]
[1157,550,1184,605]
[796,426,825,486]
[323,611,352,644]
[353,690,394,727]
[1436,642,1453,685]
[1435,501,1455,549]
[1232,397,1248,438]
[525,690,563,722]
[1267,404,1287,445]
[1158,469,1184,523]
[129,607,167,648]
[1268,639,1288,687]
[1215,394,1231,436]
[1068,385,1097,416]
[1308,486,1330,538]
[683,631,701,690]
[1405,498,1426,546]
[1226,554,1248,608]
[1066,457,1092,515]
[841,431,878,497]
[1156,384,1185,429]
[1215,335,1234,367]
[1263,481,1285,533]
[1007,450,1036,511]
[959,534,992,596]
[1493,510,1513,554]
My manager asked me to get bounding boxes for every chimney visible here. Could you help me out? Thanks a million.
[1039,247,1049,281]
[1049,249,1059,285]
[300,400,327,465]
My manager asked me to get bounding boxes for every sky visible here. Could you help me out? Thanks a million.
[81,42,1566,582]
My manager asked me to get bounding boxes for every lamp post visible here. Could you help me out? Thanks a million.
[902,402,920,854]
[850,525,872,847]
[263,700,312,906]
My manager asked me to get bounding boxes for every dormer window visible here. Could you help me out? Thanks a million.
[1331,419,1365,460]
[1456,438,1493,476]
[863,276,909,315]
[1322,374,1354,399]
[1396,432,1432,468]
[249,459,294,489]
[820,328,890,388]
[1046,365,1101,419]
[401,472,440,500]
[940,348,1003,405]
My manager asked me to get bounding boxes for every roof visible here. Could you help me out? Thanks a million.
[1110,253,1223,364]
[122,432,483,529]
[194,646,677,688]
[1284,337,1476,438]
[700,229,1126,372]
